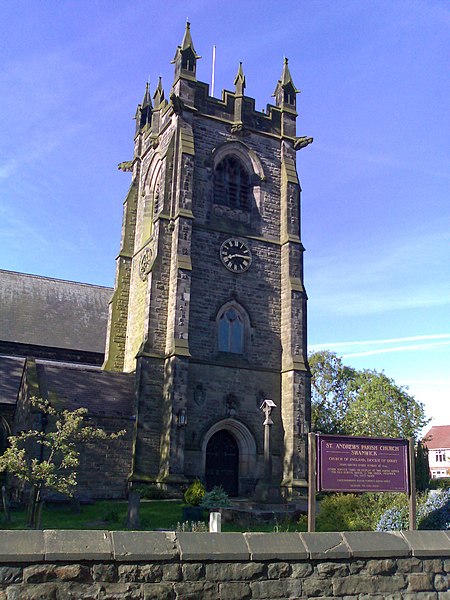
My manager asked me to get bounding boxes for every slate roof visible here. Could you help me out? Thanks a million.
[38,361,135,417]
[0,356,25,405]
[0,270,112,354]
[423,425,450,450]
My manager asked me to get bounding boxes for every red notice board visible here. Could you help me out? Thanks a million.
[317,434,409,493]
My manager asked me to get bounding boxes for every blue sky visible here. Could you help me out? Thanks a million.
[1,1,449,431]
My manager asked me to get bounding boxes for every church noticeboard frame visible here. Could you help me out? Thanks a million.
[307,433,416,533]
[316,434,409,493]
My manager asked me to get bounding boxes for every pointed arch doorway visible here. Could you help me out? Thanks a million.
[205,430,239,496]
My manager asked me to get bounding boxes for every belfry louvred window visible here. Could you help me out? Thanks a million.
[214,156,250,210]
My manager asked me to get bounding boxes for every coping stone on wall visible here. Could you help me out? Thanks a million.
[111,531,178,561]
[343,531,410,558]
[300,532,350,560]
[177,532,249,561]
[0,530,44,562]
[244,532,308,560]
[401,530,450,557]
[44,530,112,561]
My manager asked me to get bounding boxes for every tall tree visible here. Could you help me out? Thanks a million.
[309,351,356,434]
[345,369,429,439]
[309,351,429,440]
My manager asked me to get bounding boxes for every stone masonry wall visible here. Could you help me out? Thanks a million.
[1,530,449,599]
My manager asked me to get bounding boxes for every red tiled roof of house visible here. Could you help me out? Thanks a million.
[423,425,450,450]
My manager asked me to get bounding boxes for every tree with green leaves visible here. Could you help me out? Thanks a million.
[309,350,356,434]
[0,397,125,528]
[309,350,429,441]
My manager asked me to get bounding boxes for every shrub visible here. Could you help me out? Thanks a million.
[134,485,169,500]
[377,505,409,531]
[418,489,450,530]
[184,480,206,507]
[377,489,450,531]
[200,486,231,510]
[316,494,370,531]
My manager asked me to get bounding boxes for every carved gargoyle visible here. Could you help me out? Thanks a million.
[117,160,133,172]
[294,136,314,151]
[170,93,185,114]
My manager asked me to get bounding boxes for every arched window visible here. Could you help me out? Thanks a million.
[214,156,250,210]
[218,307,244,353]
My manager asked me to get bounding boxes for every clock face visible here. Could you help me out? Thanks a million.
[220,238,252,273]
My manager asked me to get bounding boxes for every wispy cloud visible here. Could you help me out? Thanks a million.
[310,334,450,349]
[342,340,450,359]
[310,334,450,359]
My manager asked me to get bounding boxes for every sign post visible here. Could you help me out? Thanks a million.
[308,433,317,532]
[408,437,417,530]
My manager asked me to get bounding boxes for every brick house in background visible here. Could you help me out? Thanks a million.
[423,425,450,479]
[0,23,312,500]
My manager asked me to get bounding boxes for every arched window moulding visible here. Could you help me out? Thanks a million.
[216,300,252,356]
[212,140,265,215]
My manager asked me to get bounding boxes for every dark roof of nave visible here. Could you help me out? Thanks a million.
[38,361,135,418]
[0,356,25,405]
[0,270,112,354]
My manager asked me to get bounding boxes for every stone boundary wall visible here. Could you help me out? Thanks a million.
[0,530,449,599]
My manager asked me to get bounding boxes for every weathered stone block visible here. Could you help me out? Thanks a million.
[118,564,162,583]
[407,573,435,592]
[44,530,112,561]
[343,531,409,558]
[300,532,349,560]
[244,532,307,560]
[177,533,249,561]
[162,563,182,582]
[401,594,438,600]
[290,562,313,578]
[0,567,21,584]
[302,575,333,596]
[348,559,366,574]
[267,561,291,579]
[434,574,450,592]
[219,581,252,600]
[205,562,265,581]
[397,557,423,573]
[423,559,444,573]
[51,583,97,599]
[92,563,117,582]
[95,583,142,599]
[316,561,348,578]
[181,563,204,581]
[55,565,90,582]
[173,581,218,600]
[23,565,56,583]
[250,578,301,599]
[333,574,407,595]
[6,583,58,600]
[0,530,44,562]
[365,558,396,575]
[112,531,177,561]
[143,582,175,599]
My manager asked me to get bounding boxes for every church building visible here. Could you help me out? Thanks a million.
[0,24,312,500]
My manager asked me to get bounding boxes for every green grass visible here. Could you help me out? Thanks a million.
[1,500,184,531]
[0,500,306,532]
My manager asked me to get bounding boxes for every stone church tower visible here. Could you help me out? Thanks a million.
[104,24,312,497]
